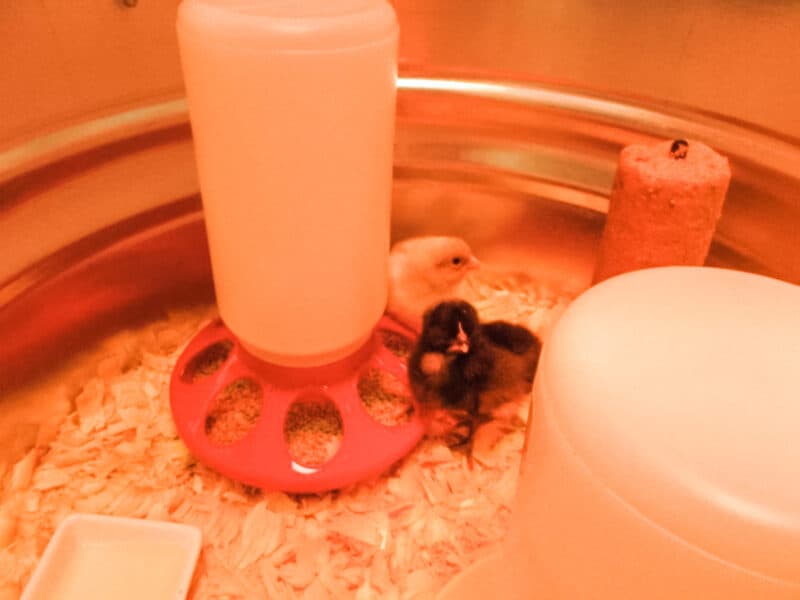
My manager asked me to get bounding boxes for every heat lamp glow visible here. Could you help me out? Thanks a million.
[4,2,800,599]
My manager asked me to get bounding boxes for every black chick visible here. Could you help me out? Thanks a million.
[408,300,542,451]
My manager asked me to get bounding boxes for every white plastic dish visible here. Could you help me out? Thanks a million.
[21,514,202,600]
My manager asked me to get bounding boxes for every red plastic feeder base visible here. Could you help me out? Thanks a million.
[169,316,424,494]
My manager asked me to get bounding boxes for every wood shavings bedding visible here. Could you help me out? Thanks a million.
[0,268,573,600]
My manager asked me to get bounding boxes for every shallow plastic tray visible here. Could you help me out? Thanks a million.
[21,514,202,600]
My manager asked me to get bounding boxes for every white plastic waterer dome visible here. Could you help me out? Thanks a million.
[438,267,800,599]
[170,0,424,493]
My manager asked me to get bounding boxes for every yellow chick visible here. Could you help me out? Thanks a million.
[387,236,480,333]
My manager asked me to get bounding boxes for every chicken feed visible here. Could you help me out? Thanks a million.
[0,268,574,600]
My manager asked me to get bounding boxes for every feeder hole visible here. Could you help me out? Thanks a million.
[358,368,414,426]
[184,339,234,382]
[284,395,343,468]
[205,378,263,445]
[380,330,414,360]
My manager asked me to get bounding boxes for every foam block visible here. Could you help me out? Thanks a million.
[593,139,731,283]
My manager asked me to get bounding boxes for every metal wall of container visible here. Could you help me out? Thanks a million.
[2,0,799,149]
[1,1,799,390]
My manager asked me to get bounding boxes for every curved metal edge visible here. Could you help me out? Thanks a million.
[0,99,189,186]
[3,75,798,187]
[397,76,800,178]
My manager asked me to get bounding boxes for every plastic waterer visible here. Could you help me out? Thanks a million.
[171,0,424,493]
[438,267,800,599]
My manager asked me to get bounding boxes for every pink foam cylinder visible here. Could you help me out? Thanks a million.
[177,0,398,366]
[593,139,731,284]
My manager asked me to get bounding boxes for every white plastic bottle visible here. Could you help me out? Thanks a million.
[177,0,398,366]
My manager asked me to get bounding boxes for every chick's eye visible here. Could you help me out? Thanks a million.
[451,256,463,266]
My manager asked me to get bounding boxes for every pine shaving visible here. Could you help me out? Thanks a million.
[0,271,573,599]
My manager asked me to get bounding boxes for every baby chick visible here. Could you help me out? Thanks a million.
[387,236,480,333]
[408,300,541,454]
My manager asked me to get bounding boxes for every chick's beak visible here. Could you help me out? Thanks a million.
[466,255,480,271]
[447,322,471,354]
